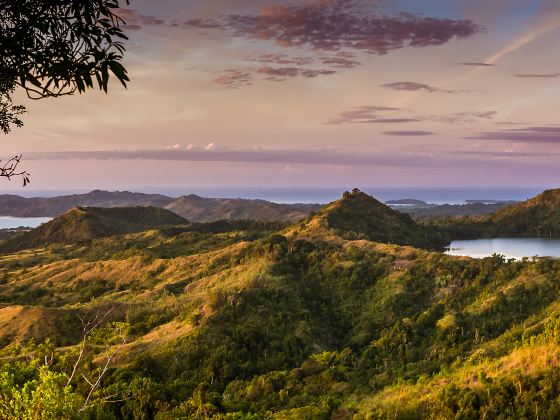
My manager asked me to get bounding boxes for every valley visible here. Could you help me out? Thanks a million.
[1,189,560,418]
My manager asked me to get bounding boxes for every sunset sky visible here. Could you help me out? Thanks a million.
[4,0,560,191]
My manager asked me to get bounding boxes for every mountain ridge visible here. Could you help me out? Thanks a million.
[0,190,322,222]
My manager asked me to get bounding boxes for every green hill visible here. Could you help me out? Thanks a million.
[437,188,560,239]
[299,189,448,248]
[0,206,187,251]
[3,191,560,418]
[165,194,321,222]
[488,188,560,236]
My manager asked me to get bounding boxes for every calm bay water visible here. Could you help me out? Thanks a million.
[0,217,51,229]
[446,238,560,260]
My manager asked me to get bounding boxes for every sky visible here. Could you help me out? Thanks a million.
[4,0,560,192]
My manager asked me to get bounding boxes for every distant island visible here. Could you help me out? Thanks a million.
[385,198,428,205]
[465,199,519,205]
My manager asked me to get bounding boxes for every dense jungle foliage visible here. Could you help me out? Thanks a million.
[1,190,560,418]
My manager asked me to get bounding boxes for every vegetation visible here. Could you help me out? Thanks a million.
[0,206,188,252]
[1,0,130,133]
[1,189,560,417]
[297,189,449,249]
[428,189,560,240]
[0,190,321,222]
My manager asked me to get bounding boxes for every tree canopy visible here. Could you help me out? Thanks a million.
[0,0,130,134]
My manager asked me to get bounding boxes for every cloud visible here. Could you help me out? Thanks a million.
[382,131,435,136]
[23,148,451,168]
[466,126,560,143]
[300,69,338,78]
[213,64,338,87]
[185,1,481,55]
[258,66,300,80]
[205,143,216,150]
[380,81,468,94]
[257,66,337,81]
[457,62,495,67]
[192,1,480,87]
[320,51,361,69]
[514,73,560,78]
[247,54,315,66]
[246,52,360,75]
[432,111,497,124]
[117,9,167,31]
[328,106,497,125]
[449,150,558,159]
[213,69,253,88]
[326,106,420,125]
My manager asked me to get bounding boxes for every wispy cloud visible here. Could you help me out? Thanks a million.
[456,62,495,67]
[380,81,469,94]
[328,107,497,125]
[514,73,560,78]
[213,69,253,88]
[382,131,435,136]
[466,126,560,143]
[258,66,336,81]
[326,106,420,125]
[431,111,497,124]
[117,8,167,31]
[25,148,448,168]
[246,54,315,66]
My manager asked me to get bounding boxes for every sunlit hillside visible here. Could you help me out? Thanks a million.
[1,191,560,418]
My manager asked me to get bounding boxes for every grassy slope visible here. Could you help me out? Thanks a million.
[2,195,560,417]
[293,189,448,249]
[0,206,188,252]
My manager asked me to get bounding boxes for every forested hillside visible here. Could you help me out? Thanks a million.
[294,189,449,249]
[1,191,560,418]
[0,190,321,222]
[432,188,560,240]
[0,206,188,252]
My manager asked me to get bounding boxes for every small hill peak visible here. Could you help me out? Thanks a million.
[1,206,188,252]
[297,190,446,249]
[182,194,203,200]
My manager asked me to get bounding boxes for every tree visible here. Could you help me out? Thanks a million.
[0,0,131,184]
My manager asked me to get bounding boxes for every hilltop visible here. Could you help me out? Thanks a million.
[0,190,322,222]
[0,190,174,217]
[3,189,560,418]
[294,189,448,248]
[0,196,559,417]
[0,206,187,251]
[164,194,322,222]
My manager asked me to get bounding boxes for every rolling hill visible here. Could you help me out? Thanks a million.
[294,189,448,248]
[437,188,560,239]
[2,189,560,418]
[164,194,322,222]
[0,190,321,222]
[0,190,174,217]
[488,188,560,236]
[0,206,187,251]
